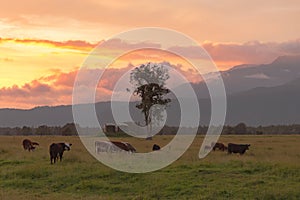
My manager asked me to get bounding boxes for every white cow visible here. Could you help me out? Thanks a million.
[95,141,113,153]
[95,141,136,153]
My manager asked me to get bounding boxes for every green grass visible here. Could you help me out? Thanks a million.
[0,135,300,199]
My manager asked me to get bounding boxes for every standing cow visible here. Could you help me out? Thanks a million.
[152,144,161,151]
[49,143,72,164]
[22,139,39,152]
[228,143,250,155]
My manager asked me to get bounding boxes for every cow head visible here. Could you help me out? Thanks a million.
[246,144,251,149]
[64,143,72,151]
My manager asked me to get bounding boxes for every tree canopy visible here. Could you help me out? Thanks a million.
[130,63,171,138]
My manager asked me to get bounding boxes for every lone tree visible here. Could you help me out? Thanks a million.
[130,62,171,139]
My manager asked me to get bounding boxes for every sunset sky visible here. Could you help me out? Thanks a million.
[1,0,300,109]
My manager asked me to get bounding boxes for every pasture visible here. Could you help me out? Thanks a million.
[0,135,300,199]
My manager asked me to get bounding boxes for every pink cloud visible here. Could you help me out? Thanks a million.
[0,71,76,108]
[167,39,300,69]
[203,39,300,67]
[53,70,78,88]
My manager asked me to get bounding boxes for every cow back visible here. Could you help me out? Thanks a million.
[111,141,129,151]
[228,143,250,154]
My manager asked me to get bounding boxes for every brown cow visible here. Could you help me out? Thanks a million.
[49,143,72,164]
[212,142,227,151]
[22,139,39,152]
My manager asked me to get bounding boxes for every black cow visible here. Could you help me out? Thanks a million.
[49,143,72,164]
[228,143,250,155]
[152,144,161,151]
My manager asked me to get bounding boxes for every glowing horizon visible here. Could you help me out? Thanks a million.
[1,1,300,108]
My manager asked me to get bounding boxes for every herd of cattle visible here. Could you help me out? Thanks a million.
[22,139,251,164]
[94,141,162,153]
[205,142,251,155]
[22,139,72,164]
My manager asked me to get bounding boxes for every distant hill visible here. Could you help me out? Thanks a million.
[225,77,300,125]
[176,55,300,99]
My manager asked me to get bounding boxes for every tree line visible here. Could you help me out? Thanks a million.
[0,122,300,136]
[0,123,78,136]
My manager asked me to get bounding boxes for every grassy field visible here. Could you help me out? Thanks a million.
[0,135,300,200]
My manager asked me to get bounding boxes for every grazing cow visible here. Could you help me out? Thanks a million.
[152,144,161,151]
[95,141,136,153]
[212,142,227,151]
[49,143,72,164]
[111,141,136,153]
[228,143,250,155]
[22,139,39,152]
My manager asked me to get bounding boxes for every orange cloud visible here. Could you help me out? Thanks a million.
[0,37,98,51]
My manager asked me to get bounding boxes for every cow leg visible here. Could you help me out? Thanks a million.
[50,152,56,164]
[53,153,58,163]
[59,152,64,162]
